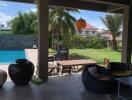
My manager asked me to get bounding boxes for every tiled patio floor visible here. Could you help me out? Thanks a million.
[0,74,113,100]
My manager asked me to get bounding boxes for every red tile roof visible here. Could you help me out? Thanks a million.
[84,23,98,30]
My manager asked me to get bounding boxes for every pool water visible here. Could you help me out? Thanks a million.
[0,50,26,64]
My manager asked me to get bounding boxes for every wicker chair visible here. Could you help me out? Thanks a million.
[82,64,117,94]
[108,62,132,78]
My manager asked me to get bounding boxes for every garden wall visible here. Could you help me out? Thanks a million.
[0,35,38,49]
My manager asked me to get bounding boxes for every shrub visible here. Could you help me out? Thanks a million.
[71,35,87,48]
[48,48,56,54]
[71,35,107,49]
[88,36,107,49]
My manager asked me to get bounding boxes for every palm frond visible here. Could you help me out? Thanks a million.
[101,14,122,37]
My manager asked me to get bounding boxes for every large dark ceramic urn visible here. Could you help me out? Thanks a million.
[8,59,34,85]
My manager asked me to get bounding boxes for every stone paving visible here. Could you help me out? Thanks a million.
[0,74,113,100]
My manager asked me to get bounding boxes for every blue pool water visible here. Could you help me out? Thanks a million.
[0,50,26,64]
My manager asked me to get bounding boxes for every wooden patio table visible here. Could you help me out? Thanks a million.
[56,59,97,73]
[56,59,97,66]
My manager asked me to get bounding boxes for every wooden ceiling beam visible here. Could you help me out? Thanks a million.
[3,0,107,12]
[3,0,130,5]
[49,0,106,12]
[2,0,33,3]
[83,0,129,6]
[106,5,124,13]
[97,0,129,5]
[2,0,129,13]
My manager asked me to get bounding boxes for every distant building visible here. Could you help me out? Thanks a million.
[97,29,122,41]
[76,23,98,36]
[75,22,122,41]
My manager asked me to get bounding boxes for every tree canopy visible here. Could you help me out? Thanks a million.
[49,7,78,48]
[10,7,78,50]
[10,7,78,36]
[101,14,122,50]
[10,11,37,35]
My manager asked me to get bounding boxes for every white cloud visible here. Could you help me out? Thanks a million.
[0,12,13,27]
[0,2,8,7]
[26,8,37,13]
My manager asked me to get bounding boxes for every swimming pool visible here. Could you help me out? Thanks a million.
[0,50,26,64]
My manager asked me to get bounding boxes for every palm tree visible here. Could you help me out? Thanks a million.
[49,7,78,51]
[101,14,122,50]
[10,7,78,51]
[11,12,26,34]
[10,11,38,35]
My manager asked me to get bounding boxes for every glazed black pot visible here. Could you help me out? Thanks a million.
[8,59,34,85]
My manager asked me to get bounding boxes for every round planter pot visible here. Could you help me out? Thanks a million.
[0,69,7,88]
[8,59,34,85]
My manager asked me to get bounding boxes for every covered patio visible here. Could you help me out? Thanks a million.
[3,0,131,81]
[1,74,114,100]
[1,0,132,100]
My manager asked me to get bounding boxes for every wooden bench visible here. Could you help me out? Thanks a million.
[48,63,59,75]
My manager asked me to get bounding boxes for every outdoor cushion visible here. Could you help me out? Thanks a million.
[108,62,130,71]
[111,70,132,77]
[96,74,110,80]
[96,65,110,75]
[108,62,132,77]
[82,64,117,94]
[88,66,110,81]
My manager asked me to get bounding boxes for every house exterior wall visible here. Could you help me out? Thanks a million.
[76,29,98,36]
[0,35,38,49]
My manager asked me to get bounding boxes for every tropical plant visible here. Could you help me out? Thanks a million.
[49,7,78,50]
[10,12,25,34]
[10,7,78,51]
[71,35,107,49]
[10,11,37,35]
[101,14,122,50]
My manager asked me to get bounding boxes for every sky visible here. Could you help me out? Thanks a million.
[0,1,108,29]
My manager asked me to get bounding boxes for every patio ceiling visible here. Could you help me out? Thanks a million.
[3,0,129,13]
[4,0,130,5]
[2,0,132,79]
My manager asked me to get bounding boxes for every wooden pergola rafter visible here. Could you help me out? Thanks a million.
[4,0,130,5]
[2,0,132,81]
[3,0,129,12]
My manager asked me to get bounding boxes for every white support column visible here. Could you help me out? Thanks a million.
[121,5,132,63]
[37,0,49,80]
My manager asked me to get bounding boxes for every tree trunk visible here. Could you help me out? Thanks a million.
[111,39,117,50]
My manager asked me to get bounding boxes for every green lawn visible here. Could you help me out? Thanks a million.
[70,48,121,64]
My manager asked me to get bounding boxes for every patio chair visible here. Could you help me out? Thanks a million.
[72,66,79,73]
[82,64,117,94]
[108,62,132,78]
[48,63,59,76]
[48,55,55,63]
[61,66,72,75]
[56,47,69,60]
